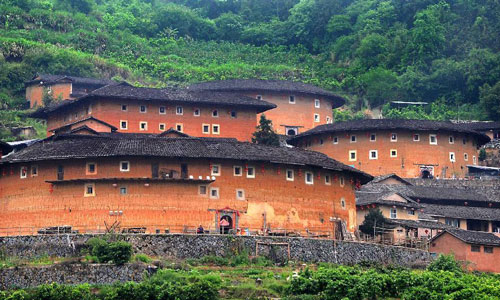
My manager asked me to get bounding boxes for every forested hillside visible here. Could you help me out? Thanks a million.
[1,0,500,139]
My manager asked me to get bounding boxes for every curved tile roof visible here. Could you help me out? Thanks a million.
[26,74,115,87]
[0,133,373,183]
[287,119,491,145]
[433,229,500,246]
[30,82,277,118]
[188,79,346,108]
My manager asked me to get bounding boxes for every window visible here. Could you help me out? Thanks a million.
[314,99,320,108]
[212,110,218,117]
[286,169,294,181]
[314,114,320,122]
[319,139,324,145]
[429,134,437,145]
[464,153,468,161]
[231,111,237,118]
[370,133,376,141]
[484,246,493,254]
[120,187,127,195]
[305,171,314,185]
[256,95,262,100]
[176,123,183,132]
[473,156,477,165]
[202,124,210,134]
[86,162,96,175]
[390,149,397,157]
[289,95,295,104]
[325,174,331,185]
[159,106,166,114]
[407,209,415,215]
[326,116,331,124]
[390,208,397,219]
[463,138,467,145]
[449,136,454,144]
[340,176,345,187]
[194,108,200,116]
[120,120,128,130]
[211,164,221,176]
[349,150,357,161]
[176,106,183,115]
[236,189,245,200]
[159,123,166,131]
[199,185,207,195]
[445,218,460,227]
[340,197,346,209]
[471,245,480,252]
[350,135,356,143]
[246,166,255,178]
[233,166,242,176]
[413,134,420,141]
[121,104,128,111]
[391,133,397,142]
[212,124,220,135]
[20,166,27,179]
[120,161,130,172]
[333,137,338,144]
[84,183,95,197]
[210,187,219,199]
[31,165,38,177]
[139,121,148,131]
[369,150,378,160]
[140,105,147,113]
[449,152,456,162]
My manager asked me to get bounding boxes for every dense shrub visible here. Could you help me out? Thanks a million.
[86,238,132,265]
[427,254,463,273]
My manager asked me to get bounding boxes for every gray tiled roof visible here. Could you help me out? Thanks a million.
[287,119,491,145]
[26,74,115,87]
[434,229,500,246]
[422,204,500,221]
[30,82,277,118]
[356,191,421,208]
[0,133,373,183]
[188,79,345,108]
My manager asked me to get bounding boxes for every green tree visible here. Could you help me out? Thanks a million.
[359,208,387,236]
[215,13,244,41]
[480,81,500,121]
[252,114,280,146]
[479,148,487,162]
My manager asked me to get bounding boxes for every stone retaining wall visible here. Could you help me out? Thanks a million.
[0,263,150,290]
[0,234,432,266]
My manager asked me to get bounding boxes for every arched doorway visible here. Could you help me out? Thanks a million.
[219,216,233,234]
[287,129,296,136]
[421,170,431,179]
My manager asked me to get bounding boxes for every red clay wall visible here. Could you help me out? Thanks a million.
[243,91,333,135]
[46,99,259,141]
[430,233,500,273]
[300,129,480,178]
[0,157,357,236]
[26,83,73,108]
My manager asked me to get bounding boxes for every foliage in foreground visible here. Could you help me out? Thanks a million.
[2,256,500,300]
[86,237,132,265]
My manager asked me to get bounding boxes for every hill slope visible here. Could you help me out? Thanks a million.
[1,0,500,140]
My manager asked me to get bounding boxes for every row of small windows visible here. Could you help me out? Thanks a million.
[256,95,322,108]
[120,121,187,133]
[20,162,348,188]
[347,150,476,164]
[389,208,415,219]
[211,164,346,186]
[122,104,237,118]
[326,133,470,145]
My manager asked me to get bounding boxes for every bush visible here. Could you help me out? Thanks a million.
[134,253,153,264]
[85,238,132,265]
[427,254,463,273]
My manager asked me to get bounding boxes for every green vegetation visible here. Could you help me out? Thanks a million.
[85,238,133,265]
[1,0,500,137]
[252,114,280,146]
[2,255,500,299]
[359,208,388,236]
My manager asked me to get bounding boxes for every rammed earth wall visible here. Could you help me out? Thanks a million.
[0,234,432,266]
